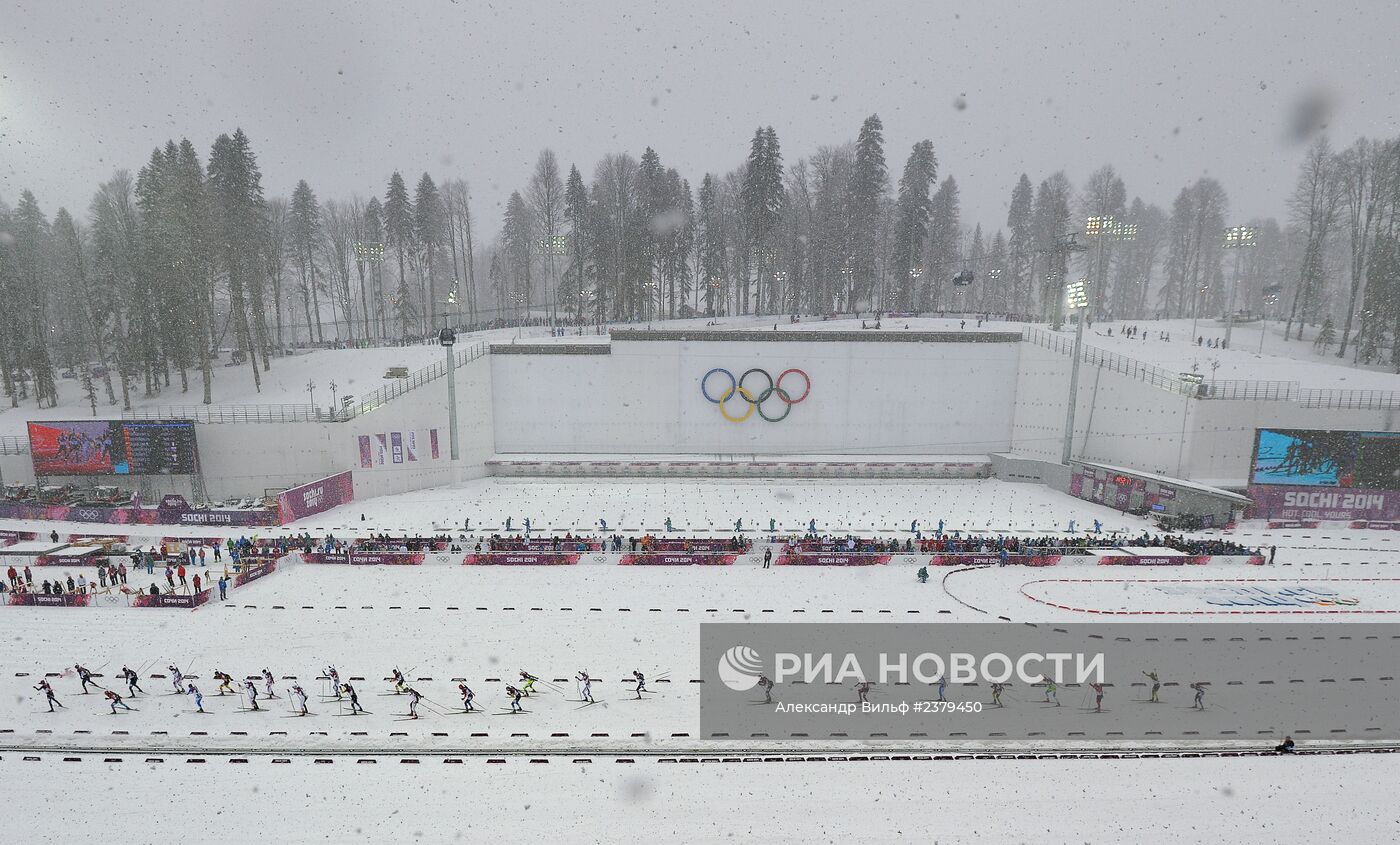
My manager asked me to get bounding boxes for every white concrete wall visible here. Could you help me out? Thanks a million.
[1182,399,1398,485]
[3,340,1394,502]
[1012,342,1195,476]
[490,339,1021,455]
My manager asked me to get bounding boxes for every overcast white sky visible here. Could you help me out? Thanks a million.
[2,0,1398,238]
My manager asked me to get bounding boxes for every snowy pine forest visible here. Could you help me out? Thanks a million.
[3,117,1400,409]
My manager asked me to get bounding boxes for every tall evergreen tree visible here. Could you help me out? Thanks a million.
[1005,174,1036,316]
[844,115,887,312]
[414,173,446,330]
[206,128,267,391]
[502,191,534,318]
[890,140,937,311]
[289,180,325,343]
[697,173,727,316]
[383,172,416,336]
[741,127,785,314]
[563,164,591,321]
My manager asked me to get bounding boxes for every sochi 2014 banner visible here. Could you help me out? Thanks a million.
[132,590,211,608]
[776,553,891,566]
[7,592,92,607]
[348,552,424,565]
[276,471,354,524]
[0,529,36,545]
[234,559,278,586]
[300,552,351,564]
[300,551,423,565]
[927,553,1062,567]
[1248,485,1400,522]
[462,552,580,565]
[1098,555,1210,566]
[1098,554,1264,566]
[0,500,275,527]
[619,553,737,565]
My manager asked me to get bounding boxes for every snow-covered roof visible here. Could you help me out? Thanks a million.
[0,540,70,555]
[1076,460,1252,504]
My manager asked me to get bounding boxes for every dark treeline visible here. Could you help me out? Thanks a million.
[4,119,1400,411]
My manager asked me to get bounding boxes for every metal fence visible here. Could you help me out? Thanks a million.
[1196,380,1297,401]
[0,435,28,455]
[1299,388,1400,410]
[123,403,327,424]
[121,342,489,425]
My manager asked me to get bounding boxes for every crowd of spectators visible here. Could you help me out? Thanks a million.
[787,531,1257,557]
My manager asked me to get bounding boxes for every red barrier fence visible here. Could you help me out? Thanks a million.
[776,553,891,566]
[234,559,278,586]
[1095,554,1265,566]
[7,592,91,607]
[303,552,425,565]
[619,553,737,566]
[132,589,211,608]
[927,553,1063,567]
[462,552,580,565]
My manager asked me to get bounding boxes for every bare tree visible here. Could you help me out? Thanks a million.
[1286,137,1343,340]
[528,150,565,324]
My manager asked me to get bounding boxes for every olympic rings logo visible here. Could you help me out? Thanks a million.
[700,367,811,423]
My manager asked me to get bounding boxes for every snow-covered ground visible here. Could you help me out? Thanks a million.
[0,325,545,436]
[289,476,1143,536]
[5,753,1394,843]
[3,474,1400,842]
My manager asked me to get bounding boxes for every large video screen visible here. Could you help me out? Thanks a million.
[28,420,200,476]
[1251,428,1400,489]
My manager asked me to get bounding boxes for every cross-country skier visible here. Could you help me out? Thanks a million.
[187,683,204,713]
[990,682,1004,707]
[391,668,406,694]
[36,679,63,712]
[342,682,364,714]
[168,665,184,695]
[406,687,422,719]
[262,668,278,698]
[1191,681,1206,710]
[632,670,647,699]
[105,689,132,714]
[325,667,342,699]
[292,684,309,715]
[1143,670,1160,703]
[74,664,99,693]
[576,671,594,703]
[122,666,143,696]
[459,683,476,712]
[757,674,774,704]
[214,670,234,696]
[519,671,538,697]
[506,685,523,713]
[855,681,872,703]
[1091,682,1105,712]
[1042,676,1059,706]
[243,680,260,711]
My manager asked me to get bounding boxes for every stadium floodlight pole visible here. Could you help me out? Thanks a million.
[439,298,460,462]
[1058,221,1102,466]
[1221,225,1256,349]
